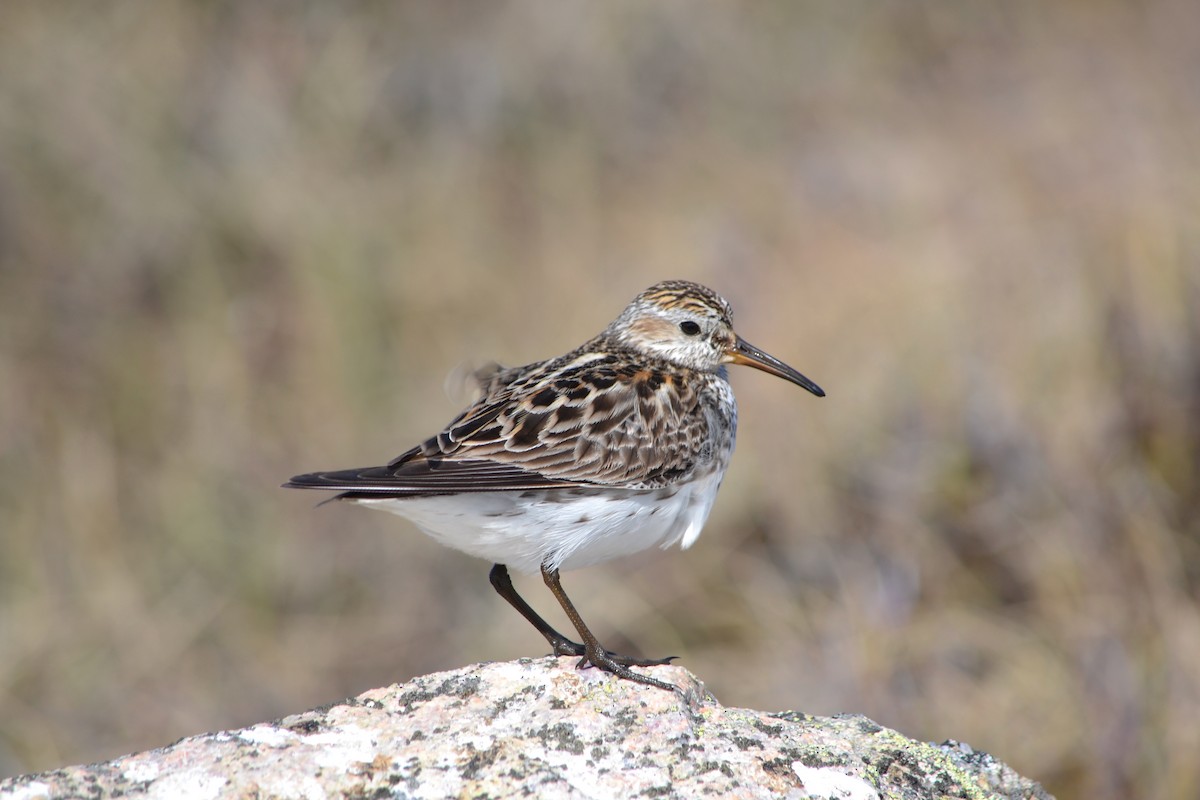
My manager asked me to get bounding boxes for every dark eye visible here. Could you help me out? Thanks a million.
[679,320,702,336]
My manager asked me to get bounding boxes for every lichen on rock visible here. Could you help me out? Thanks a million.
[0,658,1052,800]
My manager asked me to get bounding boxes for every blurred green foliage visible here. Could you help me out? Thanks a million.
[2,2,1198,798]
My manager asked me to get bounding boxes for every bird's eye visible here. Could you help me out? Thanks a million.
[679,320,702,336]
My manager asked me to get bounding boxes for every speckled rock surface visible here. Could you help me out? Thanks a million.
[0,658,1052,800]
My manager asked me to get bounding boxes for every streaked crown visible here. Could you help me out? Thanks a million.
[635,280,734,323]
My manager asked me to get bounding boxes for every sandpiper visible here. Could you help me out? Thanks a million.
[286,280,824,691]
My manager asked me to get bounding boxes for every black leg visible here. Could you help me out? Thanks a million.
[540,564,678,692]
[489,564,586,658]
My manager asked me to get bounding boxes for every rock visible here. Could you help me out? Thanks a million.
[0,658,1052,800]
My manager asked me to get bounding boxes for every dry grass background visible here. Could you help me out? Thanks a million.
[1,2,1198,798]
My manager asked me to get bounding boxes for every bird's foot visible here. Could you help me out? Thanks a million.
[544,633,586,659]
[547,636,676,668]
[576,643,679,693]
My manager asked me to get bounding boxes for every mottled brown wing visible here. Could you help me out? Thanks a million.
[285,352,711,495]
[407,354,710,489]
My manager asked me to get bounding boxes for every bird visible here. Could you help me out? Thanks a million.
[285,280,824,692]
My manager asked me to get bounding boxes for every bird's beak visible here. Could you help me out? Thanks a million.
[724,336,825,397]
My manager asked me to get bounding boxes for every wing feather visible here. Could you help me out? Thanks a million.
[285,345,720,496]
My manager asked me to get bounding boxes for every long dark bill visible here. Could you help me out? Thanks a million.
[726,337,825,397]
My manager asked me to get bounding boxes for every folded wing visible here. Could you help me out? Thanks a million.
[285,351,711,497]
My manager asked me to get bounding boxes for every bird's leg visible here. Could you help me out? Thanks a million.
[489,564,585,658]
[540,564,678,692]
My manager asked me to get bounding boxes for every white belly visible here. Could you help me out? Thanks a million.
[348,468,725,574]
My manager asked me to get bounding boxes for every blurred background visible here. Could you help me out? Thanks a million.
[1,2,1197,798]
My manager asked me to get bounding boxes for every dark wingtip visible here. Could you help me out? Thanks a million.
[283,472,337,490]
